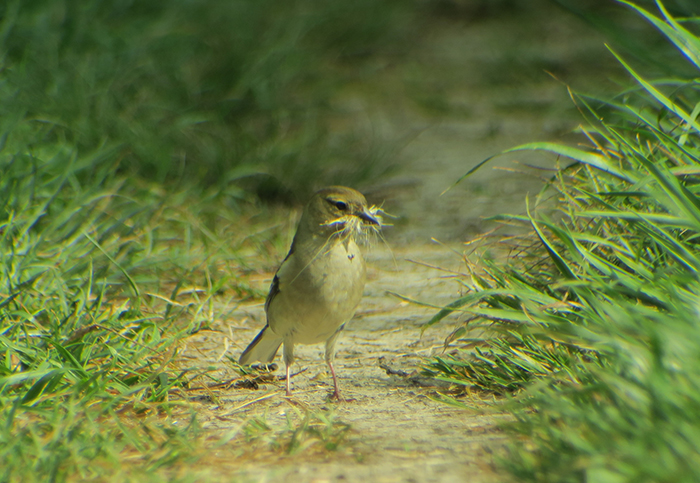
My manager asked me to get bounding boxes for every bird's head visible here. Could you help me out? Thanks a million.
[301,186,381,242]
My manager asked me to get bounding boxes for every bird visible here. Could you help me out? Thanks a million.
[239,186,380,400]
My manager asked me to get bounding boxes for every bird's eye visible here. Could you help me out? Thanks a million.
[334,201,348,211]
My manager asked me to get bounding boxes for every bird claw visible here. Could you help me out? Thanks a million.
[329,391,354,403]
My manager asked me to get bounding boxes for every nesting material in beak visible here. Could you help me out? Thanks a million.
[322,205,382,245]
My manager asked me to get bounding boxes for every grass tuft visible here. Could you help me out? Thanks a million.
[426,2,700,481]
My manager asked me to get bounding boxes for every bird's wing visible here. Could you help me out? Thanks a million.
[264,239,296,313]
[264,274,280,314]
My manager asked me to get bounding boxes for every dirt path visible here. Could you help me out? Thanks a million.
[181,244,506,482]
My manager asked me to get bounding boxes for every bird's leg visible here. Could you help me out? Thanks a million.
[285,363,292,396]
[283,339,294,397]
[327,360,342,401]
[325,326,345,401]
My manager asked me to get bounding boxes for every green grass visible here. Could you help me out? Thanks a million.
[425,2,700,481]
[1,0,415,198]
[0,149,257,481]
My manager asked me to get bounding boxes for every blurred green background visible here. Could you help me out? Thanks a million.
[2,0,696,204]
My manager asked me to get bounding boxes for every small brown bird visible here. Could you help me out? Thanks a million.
[239,186,380,400]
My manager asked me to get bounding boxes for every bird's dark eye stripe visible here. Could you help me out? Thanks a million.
[328,199,348,210]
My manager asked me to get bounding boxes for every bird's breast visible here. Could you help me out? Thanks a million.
[267,238,366,343]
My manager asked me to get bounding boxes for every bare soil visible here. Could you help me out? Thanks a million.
[180,244,507,483]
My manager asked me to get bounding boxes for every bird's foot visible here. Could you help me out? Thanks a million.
[329,390,355,403]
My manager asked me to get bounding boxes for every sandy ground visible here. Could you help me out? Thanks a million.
[180,244,507,483]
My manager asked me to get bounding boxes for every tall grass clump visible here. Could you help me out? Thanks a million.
[425,2,700,481]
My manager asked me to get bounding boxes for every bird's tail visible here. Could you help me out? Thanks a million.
[239,325,283,365]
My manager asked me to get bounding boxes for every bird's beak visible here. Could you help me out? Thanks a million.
[356,209,380,225]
